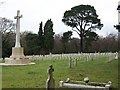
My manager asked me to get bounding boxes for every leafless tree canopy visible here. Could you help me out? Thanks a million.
[0,17,15,34]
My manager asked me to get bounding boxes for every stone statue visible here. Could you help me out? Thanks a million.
[46,65,55,90]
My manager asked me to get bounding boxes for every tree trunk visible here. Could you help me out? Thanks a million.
[80,35,83,53]
[0,32,2,58]
[63,43,66,53]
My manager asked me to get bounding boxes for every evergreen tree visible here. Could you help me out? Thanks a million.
[44,19,55,53]
[38,21,45,54]
[62,5,103,52]
[62,31,72,53]
[24,32,38,55]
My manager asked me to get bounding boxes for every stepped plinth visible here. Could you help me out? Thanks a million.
[5,47,31,65]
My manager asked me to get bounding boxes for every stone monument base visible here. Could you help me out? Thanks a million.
[5,57,31,65]
[3,47,35,66]
[0,62,35,66]
[10,47,25,58]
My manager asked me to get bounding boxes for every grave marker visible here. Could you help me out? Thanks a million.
[46,65,55,90]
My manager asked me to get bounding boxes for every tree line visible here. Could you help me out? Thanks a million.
[2,29,118,58]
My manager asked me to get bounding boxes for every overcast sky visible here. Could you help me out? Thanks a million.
[0,0,119,37]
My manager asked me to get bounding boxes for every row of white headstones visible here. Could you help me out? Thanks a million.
[26,52,118,69]
[0,52,118,63]
[30,52,118,61]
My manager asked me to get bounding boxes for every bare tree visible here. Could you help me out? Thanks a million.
[0,17,15,58]
[0,17,15,34]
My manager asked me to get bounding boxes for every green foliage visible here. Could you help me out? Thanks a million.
[38,22,45,55]
[44,19,55,53]
[62,5,103,52]
[84,31,99,51]
[62,31,73,53]
[24,32,39,55]
[62,31,73,43]
[22,19,55,55]
[2,32,15,58]
[38,22,44,49]
[62,5,102,28]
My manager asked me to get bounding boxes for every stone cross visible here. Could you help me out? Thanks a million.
[46,65,55,90]
[14,10,23,47]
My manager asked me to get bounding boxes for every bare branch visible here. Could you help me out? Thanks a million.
[0,17,15,34]
[72,28,80,36]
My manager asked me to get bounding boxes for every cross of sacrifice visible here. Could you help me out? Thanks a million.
[14,10,23,48]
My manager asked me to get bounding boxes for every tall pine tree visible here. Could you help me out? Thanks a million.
[62,5,103,52]
[38,21,44,55]
[44,19,55,53]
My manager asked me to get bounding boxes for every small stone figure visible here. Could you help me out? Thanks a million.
[46,65,55,90]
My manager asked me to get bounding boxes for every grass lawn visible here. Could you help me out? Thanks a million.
[2,56,118,88]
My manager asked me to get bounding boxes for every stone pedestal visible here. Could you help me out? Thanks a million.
[11,47,24,58]
[5,47,31,65]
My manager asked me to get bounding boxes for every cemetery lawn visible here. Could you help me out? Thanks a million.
[2,57,118,88]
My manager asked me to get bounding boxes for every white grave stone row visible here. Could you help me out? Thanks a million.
[27,52,118,62]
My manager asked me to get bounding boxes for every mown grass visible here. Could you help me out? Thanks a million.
[2,57,118,88]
